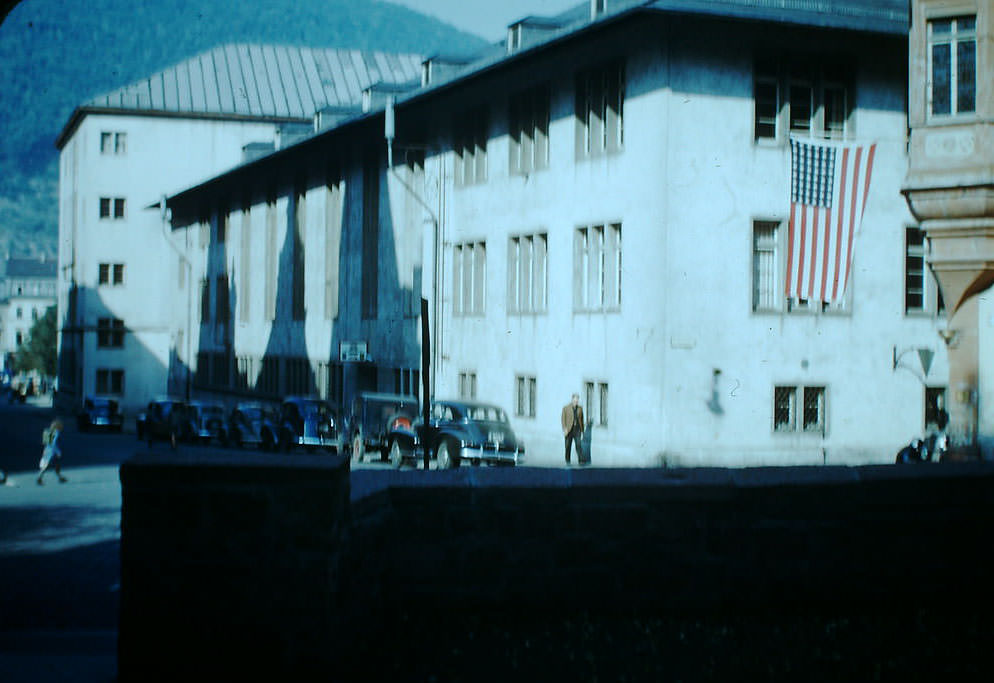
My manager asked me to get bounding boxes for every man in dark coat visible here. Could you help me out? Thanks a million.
[561,393,585,466]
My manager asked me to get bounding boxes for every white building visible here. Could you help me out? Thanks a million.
[163,0,950,467]
[55,45,422,415]
[0,256,57,372]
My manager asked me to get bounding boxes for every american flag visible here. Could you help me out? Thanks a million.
[786,138,876,305]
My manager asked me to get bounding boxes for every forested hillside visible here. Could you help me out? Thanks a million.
[0,0,487,258]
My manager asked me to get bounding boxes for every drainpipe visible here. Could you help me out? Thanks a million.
[160,196,193,400]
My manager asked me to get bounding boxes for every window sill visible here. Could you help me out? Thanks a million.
[573,307,622,315]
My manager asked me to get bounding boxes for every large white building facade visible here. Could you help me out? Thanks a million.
[157,0,952,467]
[55,45,422,415]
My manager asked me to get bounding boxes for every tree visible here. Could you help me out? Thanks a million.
[14,305,57,376]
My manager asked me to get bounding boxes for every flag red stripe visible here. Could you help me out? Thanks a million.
[860,144,876,216]
[843,146,863,297]
[808,206,819,297]
[786,202,796,297]
[832,148,850,301]
[797,205,808,299]
[820,205,832,301]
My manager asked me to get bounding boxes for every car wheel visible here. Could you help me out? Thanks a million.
[352,434,364,464]
[437,440,459,469]
[389,440,404,469]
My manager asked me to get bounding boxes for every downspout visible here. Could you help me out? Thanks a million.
[160,196,193,400]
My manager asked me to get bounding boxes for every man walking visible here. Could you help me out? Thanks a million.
[561,393,585,466]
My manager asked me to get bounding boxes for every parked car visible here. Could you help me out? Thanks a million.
[349,391,419,463]
[390,400,525,468]
[76,396,124,432]
[226,402,279,450]
[278,396,343,453]
[136,397,187,449]
[182,400,228,445]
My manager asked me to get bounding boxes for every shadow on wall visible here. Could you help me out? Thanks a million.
[184,140,422,418]
[56,284,172,418]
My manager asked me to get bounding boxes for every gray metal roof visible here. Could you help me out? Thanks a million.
[4,257,57,279]
[85,44,423,118]
[645,0,908,34]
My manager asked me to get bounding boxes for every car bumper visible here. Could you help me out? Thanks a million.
[459,446,524,465]
[297,435,340,448]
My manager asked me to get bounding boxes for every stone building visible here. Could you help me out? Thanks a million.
[54,45,421,414]
[902,0,993,458]
[0,256,57,372]
[163,0,951,466]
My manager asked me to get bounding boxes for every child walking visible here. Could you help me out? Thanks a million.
[38,419,67,485]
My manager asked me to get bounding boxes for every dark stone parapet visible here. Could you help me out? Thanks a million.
[120,457,994,681]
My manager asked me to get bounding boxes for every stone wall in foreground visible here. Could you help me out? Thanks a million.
[119,456,994,681]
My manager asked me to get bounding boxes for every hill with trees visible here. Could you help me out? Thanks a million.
[0,0,487,258]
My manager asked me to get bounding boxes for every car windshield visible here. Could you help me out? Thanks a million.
[300,402,332,419]
[466,405,507,423]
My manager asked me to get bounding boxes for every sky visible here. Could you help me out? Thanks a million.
[387,0,583,40]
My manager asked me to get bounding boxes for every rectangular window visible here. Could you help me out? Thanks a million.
[905,227,926,313]
[774,385,827,432]
[96,368,124,395]
[774,386,797,431]
[453,241,487,316]
[98,263,124,286]
[362,154,380,319]
[265,196,277,321]
[925,386,947,431]
[239,204,251,323]
[584,380,609,427]
[754,60,779,139]
[752,221,779,311]
[802,386,826,432]
[292,186,306,321]
[576,60,624,158]
[754,58,852,140]
[100,132,126,155]
[459,371,478,400]
[393,368,420,399]
[454,107,488,186]
[515,374,537,418]
[509,85,550,175]
[325,172,342,320]
[99,197,126,219]
[508,233,548,314]
[200,278,210,324]
[929,16,976,116]
[574,223,621,312]
[96,318,125,348]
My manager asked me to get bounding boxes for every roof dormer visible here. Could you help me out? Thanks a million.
[506,17,567,54]
[591,0,607,20]
[420,55,474,87]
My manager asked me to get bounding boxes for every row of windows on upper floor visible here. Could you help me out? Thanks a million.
[178,217,942,332]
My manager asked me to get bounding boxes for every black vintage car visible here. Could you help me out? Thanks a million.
[136,397,187,449]
[183,400,228,445]
[389,400,525,469]
[226,402,279,450]
[349,391,419,463]
[279,396,343,453]
[76,396,124,432]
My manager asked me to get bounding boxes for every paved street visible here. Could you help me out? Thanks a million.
[0,396,397,681]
